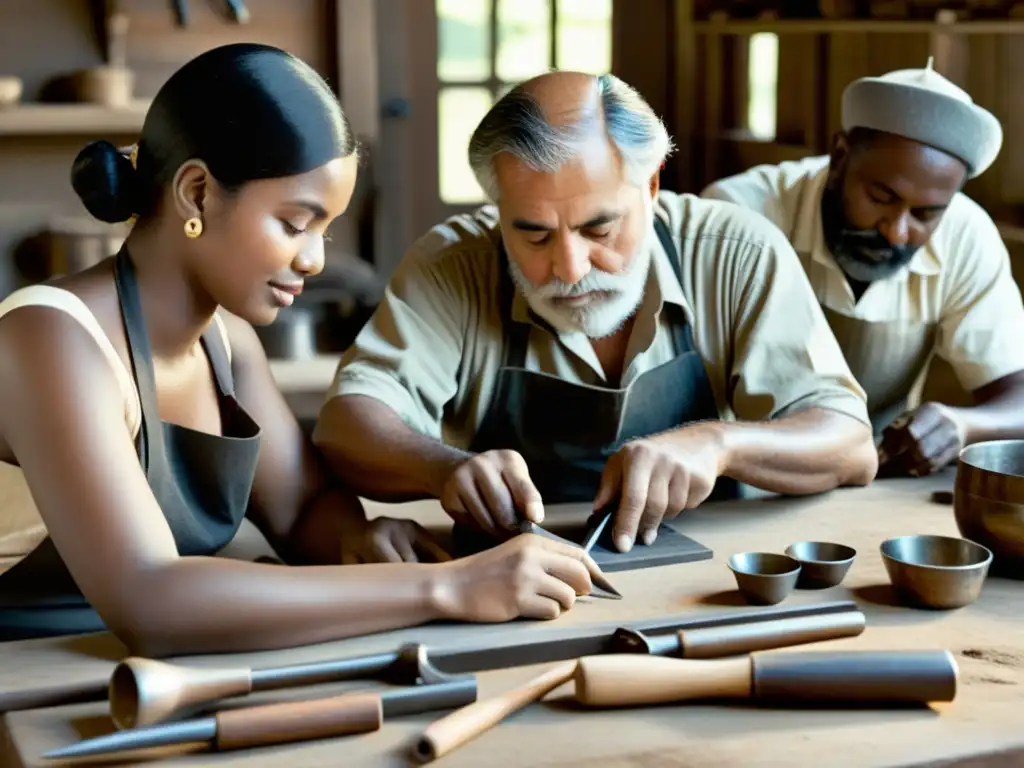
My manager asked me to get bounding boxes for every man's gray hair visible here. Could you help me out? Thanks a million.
[468,73,674,201]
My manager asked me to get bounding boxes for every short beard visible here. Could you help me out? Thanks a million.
[821,177,919,283]
[506,204,654,339]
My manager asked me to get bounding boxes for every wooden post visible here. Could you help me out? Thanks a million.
[674,0,698,192]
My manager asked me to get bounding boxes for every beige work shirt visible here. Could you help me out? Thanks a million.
[325,190,870,449]
[702,155,1024,400]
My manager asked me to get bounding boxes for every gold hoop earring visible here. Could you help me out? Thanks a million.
[184,217,203,239]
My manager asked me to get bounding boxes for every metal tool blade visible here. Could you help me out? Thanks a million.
[581,508,613,552]
[42,718,215,760]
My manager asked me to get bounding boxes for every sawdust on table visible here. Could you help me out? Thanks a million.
[964,673,1016,686]
[959,648,1024,668]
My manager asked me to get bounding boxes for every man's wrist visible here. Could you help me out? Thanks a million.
[936,403,972,446]
[702,420,733,475]
[422,451,473,498]
[656,419,733,474]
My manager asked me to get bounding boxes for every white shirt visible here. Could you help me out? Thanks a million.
[702,155,1024,394]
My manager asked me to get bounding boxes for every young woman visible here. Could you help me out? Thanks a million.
[0,43,600,654]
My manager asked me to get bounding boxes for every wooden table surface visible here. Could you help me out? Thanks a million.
[3,472,1024,767]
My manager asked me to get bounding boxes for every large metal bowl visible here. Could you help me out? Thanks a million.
[880,535,992,609]
[955,440,1024,576]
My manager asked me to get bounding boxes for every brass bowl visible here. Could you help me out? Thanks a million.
[955,440,1024,576]
[727,552,801,605]
[880,535,992,610]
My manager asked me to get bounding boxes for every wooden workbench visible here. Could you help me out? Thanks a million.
[3,472,1024,767]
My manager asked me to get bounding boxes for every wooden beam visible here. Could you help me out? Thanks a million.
[0,102,149,136]
[674,0,696,192]
[690,19,1024,34]
[336,0,379,142]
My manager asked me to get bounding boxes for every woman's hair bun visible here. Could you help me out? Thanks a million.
[70,140,137,224]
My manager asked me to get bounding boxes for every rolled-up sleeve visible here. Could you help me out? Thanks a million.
[724,229,871,426]
[934,216,1024,392]
[325,247,467,440]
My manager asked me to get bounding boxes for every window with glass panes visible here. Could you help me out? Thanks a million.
[436,0,612,204]
[747,33,778,140]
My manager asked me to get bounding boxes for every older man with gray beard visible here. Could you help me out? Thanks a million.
[313,71,878,556]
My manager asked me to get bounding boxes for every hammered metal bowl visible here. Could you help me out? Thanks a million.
[955,440,1024,577]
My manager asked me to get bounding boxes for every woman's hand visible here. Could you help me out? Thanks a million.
[339,515,452,564]
[432,533,599,622]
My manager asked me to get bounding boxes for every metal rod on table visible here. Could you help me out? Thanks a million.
[608,610,867,659]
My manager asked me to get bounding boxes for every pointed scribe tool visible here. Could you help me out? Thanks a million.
[581,508,613,553]
[42,678,477,761]
[518,520,622,599]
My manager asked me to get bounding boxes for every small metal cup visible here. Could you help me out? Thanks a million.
[785,541,857,589]
[727,552,801,605]
[880,534,992,610]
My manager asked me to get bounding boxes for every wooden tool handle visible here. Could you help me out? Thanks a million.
[414,661,577,763]
[676,610,866,658]
[215,691,382,750]
[752,650,958,703]
[573,655,752,707]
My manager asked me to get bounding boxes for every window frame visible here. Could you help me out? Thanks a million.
[436,0,612,205]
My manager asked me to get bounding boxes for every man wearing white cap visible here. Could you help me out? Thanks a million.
[702,59,1024,477]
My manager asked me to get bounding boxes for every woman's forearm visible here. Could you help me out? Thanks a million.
[118,558,449,657]
[719,407,878,493]
[280,486,363,565]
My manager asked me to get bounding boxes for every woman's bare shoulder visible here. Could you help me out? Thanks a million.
[0,268,139,460]
[0,302,131,452]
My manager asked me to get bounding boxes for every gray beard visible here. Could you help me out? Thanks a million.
[831,246,917,283]
[507,232,653,339]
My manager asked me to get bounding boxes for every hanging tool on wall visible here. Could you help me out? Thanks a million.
[172,0,188,26]
[223,0,250,23]
[172,0,250,27]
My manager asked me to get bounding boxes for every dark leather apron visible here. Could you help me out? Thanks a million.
[0,248,262,641]
[454,217,740,551]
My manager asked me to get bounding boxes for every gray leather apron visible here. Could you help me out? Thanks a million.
[0,248,262,641]
[454,217,739,550]
[819,307,937,437]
